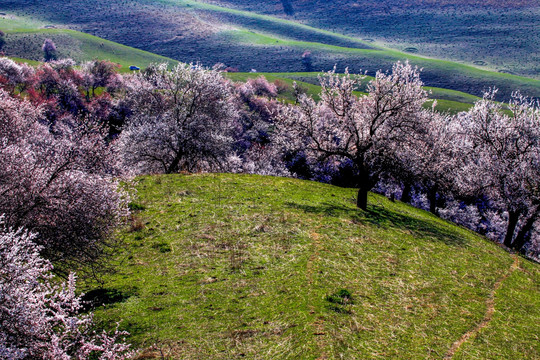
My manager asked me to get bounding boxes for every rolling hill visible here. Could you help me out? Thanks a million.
[199,0,540,79]
[1,1,540,100]
[0,13,481,113]
[84,173,540,359]
[0,14,178,71]
[226,72,481,113]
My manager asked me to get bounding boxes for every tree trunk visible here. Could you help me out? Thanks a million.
[428,186,438,215]
[357,187,368,211]
[401,182,412,204]
[503,210,520,248]
[512,206,540,252]
[356,167,375,211]
[166,155,181,174]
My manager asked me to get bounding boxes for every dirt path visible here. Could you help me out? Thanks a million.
[443,255,520,359]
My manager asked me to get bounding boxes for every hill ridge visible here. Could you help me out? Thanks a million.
[1,3,540,100]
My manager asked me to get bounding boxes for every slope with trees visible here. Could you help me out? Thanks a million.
[1,55,540,357]
[84,173,540,359]
[0,58,138,358]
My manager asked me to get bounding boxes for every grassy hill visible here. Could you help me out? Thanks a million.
[198,0,540,79]
[84,173,540,359]
[0,14,178,71]
[1,2,540,100]
[0,15,477,114]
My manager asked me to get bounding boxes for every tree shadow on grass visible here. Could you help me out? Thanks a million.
[286,201,467,247]
[81,287,138,312]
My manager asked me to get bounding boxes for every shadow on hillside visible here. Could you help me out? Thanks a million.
[287,201,467,247]
[81,287,137,312]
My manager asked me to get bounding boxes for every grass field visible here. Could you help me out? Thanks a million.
[83,173,540,359]
[1,1,539,100]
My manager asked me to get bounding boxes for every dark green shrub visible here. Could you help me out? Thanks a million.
[152,242,171,253]
[325,289,353,305]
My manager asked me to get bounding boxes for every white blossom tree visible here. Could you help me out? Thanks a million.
[458,90,540,252]
[392,109,460,214]
[0,57,35,93]
[277,61,429,210]
[118,63,239,174]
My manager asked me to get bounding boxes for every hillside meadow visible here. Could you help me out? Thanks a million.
[83,174,540,359]
[1,1,540,358]
[197,0,540,79]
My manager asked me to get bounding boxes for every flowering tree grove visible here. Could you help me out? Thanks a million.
[1,54,538,276]
[458,90,540,252]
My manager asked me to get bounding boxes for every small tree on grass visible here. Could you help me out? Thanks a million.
[42,38,57,62]
[302,51,313,72]
[277,61,429,210]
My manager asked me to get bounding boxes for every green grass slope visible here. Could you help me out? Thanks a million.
[0,15,178,71]
[85,174,540,359]
[198,0,540,80]
[1,1,540,100]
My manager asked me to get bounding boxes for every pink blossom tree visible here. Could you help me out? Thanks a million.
[81,60,122,100]
[0,89,128,272]
[0,220,133,359]
[277,61,429,210]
